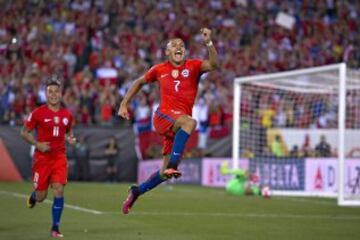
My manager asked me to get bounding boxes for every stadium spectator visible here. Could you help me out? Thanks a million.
[290,145,301,158]
[73,134,90,181]
[275,106,287,127]
[104,136,119,182]
[133,95,152,133]
[241,147,255,158]
[259,103,275,129]
[99,93,115,126]
[261,146,273,157]
[193,97,209,155]
[79,105,92,125]
[271,135,284,157]
[302,134,313,157]
[315,135,332,157]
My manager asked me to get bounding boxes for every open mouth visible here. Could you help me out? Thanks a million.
[175,50,183,57]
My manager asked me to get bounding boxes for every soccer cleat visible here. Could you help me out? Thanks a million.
[26,195,36,209]
[122,185,140,214]
[51,230,64,238]
[163,168,182,179]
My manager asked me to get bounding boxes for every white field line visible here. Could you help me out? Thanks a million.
[0,191,102,215]
[2,190,359,220]
[102,211,360,220]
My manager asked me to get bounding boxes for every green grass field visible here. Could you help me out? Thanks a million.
[1,182,360,240]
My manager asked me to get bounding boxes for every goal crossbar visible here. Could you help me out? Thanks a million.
[234,63,345,84]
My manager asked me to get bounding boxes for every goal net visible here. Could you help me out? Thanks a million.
[232,63,360,206]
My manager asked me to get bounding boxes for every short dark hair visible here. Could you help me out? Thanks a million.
[166,38,184,50]
[46,75,62,88]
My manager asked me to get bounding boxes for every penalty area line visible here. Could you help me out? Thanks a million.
[0,190,103,215]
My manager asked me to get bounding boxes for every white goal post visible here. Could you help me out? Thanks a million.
[233,63,360,206]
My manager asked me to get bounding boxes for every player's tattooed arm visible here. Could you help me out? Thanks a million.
[118,76,147,120]
[200,28,219,72]
[20,127,50,152]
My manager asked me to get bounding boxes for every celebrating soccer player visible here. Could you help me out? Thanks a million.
[118,28,219,214]
[21,77,76,238]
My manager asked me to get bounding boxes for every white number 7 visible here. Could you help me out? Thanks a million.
[174,80,180,92]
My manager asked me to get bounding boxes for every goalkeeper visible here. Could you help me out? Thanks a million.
[220,162,260,196]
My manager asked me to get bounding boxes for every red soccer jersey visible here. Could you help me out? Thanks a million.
[144,59,203,115]
[24,105,73,157]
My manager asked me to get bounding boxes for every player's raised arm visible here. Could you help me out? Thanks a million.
[200,28,219,72]
[118,76,147,120]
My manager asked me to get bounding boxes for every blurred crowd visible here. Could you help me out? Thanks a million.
[0,0,359,128]
[241,84,360,130]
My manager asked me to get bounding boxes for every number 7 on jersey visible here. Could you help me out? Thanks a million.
[174,80,180,92]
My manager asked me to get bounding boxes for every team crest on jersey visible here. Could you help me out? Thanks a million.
[171,69,179,78]
[181,69,189,77]
[63,118,69,126]
[54,116,60,124]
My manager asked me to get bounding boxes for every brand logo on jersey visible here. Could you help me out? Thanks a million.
[171,69,179,78]
[54,116,60,124]
[160,74,169,78]
[63,118,69,126]
[181,69,189,77]
[44,118,52,122]
[27,113,32,121]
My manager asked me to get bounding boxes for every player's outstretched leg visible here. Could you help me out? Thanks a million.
[26,191,37,208]
[122,170,168,214]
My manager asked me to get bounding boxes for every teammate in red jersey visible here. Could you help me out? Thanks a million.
[21,77,76,238]
[118,28,219,214]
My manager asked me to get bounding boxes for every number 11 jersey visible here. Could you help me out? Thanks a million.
[24,105,73,157]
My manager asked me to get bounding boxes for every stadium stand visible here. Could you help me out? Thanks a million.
[0,0,359,159]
